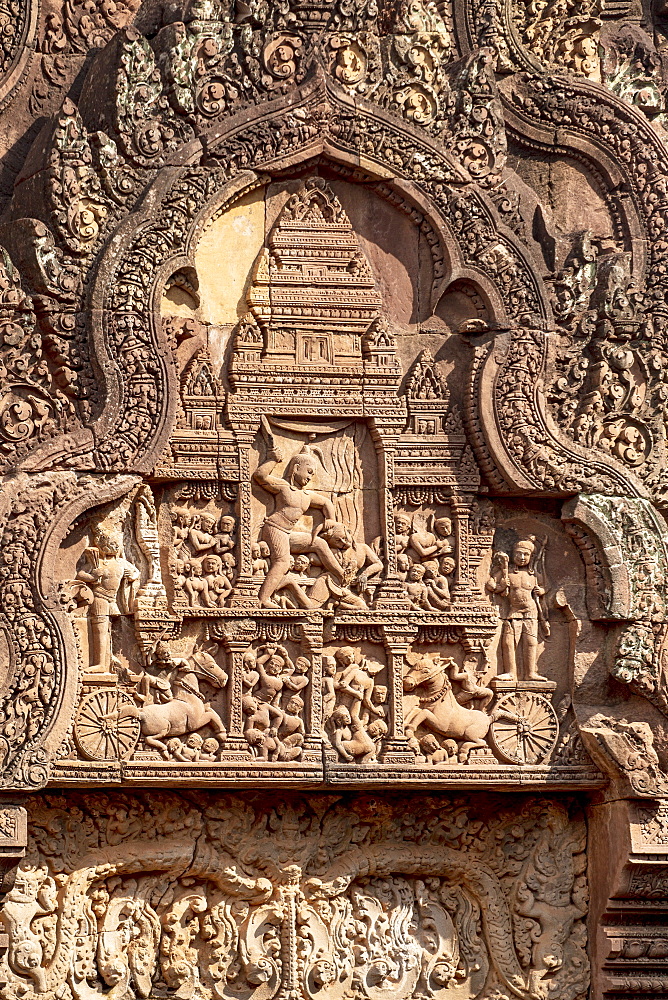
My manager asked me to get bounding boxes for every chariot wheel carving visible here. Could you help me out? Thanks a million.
[489,691,559,765]
[74,689,140,761]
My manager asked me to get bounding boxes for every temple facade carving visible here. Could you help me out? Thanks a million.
[2,1,668,997]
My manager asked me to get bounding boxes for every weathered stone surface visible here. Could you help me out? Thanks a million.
[0,790,589,1000]
[2,0,668,996]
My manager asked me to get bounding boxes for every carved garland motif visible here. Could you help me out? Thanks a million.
[0,791,589,1000]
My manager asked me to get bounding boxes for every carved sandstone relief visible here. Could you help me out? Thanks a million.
[0,791,589,1000]
[7,2,668,996]
[35,172,602,784]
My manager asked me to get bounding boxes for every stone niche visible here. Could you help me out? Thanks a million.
[46,175,603,788]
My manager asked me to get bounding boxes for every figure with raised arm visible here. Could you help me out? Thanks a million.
[253,440,345,608]
[76,526,140,672]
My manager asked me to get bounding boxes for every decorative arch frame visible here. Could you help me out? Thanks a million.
[0,2,665,799]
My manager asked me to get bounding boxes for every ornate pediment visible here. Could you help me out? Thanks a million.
[9,1,668,998]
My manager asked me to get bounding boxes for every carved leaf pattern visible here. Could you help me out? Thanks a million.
[0,792,589,1000]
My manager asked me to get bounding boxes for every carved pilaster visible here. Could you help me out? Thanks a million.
[216,623,258,752]
[381,625,417,762]
[451,493,475,600]
[298,619,324,743]
[230,430,260,607]
[375,438,410,608]
[590,797,668,999]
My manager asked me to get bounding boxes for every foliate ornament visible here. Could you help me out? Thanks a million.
[505,70,668,499]
[0,0,37,114]
[90,131,140,209]
[613,623,656,687]
[263,34,304,83]
[547,241,656,474]
[52,0,141,56]
[448,48,507,187]
[48,99,109,255]
[330,34,367,87]
[0,0,29,75]
[512,0,601,81]
[114,29,185,167]
[7,217,97,418]
[438,192,544,324]
[0,791,589,1000]
[158,3,244,122]
[0,245,74,469]
[394,82,438,125]
[384,2,452,129]
[600,25,667,120]
[583,495,668,624]
[483,328,629,493]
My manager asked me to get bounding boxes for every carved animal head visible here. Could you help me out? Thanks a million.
[403,654,447,691]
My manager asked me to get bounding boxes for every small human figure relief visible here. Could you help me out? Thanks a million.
[73,524,140,672]
[403,648,560,766]
[164,734,222,762]
[252,418,383,609]
[393,507,456,609]
[166,499,237,608]
[0,792,589,1000]
[241,641,310,761]
[486,534,551,682]
[469,498,497,596]
[119,639,229,760]
[323,645,388,762]
[61,494,155,674]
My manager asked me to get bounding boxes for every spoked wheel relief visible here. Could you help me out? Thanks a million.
[489,691,559,765]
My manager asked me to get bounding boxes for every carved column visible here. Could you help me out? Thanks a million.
[374,436,410,608]
[216,624,257,753]
[133,486,168,612]
[451,493,475,600]
[230,430,259,607]
[298,618,324,760]
[381,625,417,763]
